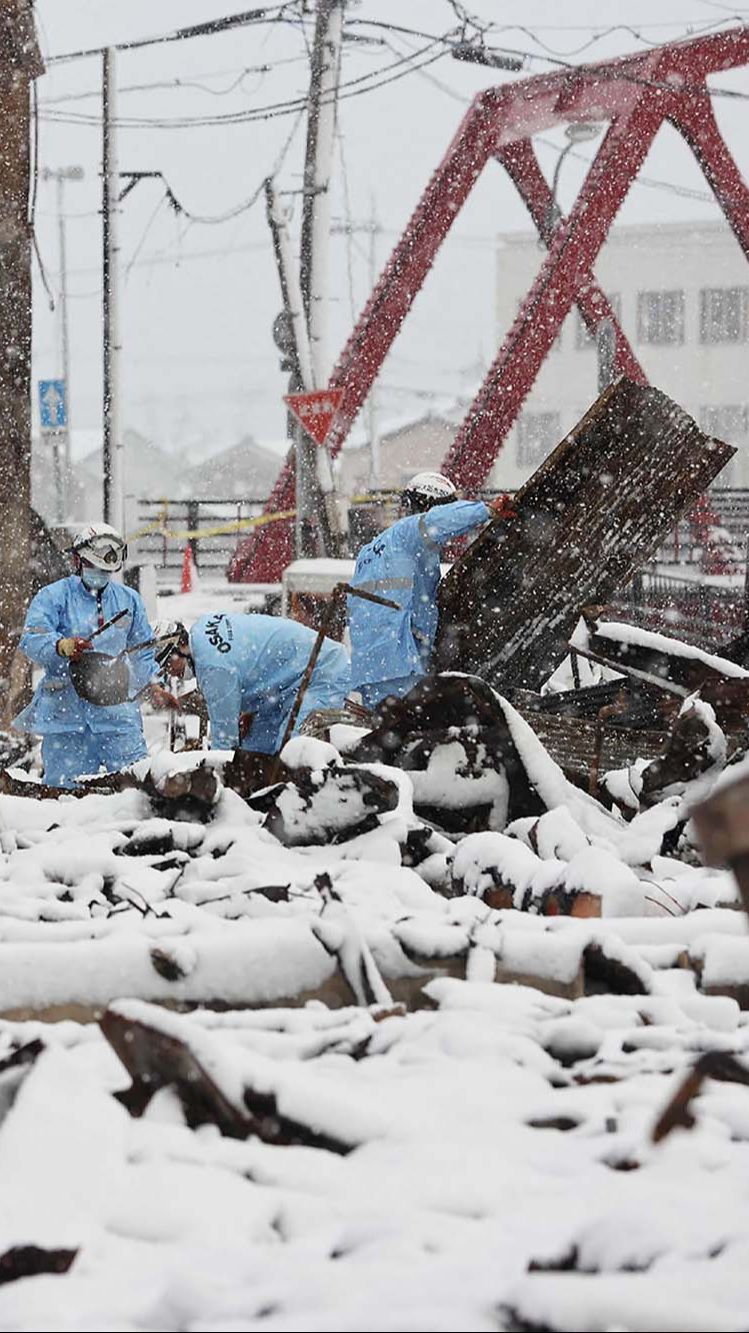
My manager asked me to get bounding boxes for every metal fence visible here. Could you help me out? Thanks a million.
[132,497,269,580]
[612,569,745,649]
[133,486,749,600]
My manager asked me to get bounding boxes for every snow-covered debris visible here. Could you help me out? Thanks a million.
[0,974,747,1329]
[261,765,400,846]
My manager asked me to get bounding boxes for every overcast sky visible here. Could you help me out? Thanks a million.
[32,0,749,465]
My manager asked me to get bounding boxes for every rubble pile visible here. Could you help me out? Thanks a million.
[1,385,748,1327]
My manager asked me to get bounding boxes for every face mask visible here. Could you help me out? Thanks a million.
[81,568,111,591]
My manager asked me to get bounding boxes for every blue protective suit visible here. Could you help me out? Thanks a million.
[347,499,490,707]
[189,611,351,755]
[13,576,155,786]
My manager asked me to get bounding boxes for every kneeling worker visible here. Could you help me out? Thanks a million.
[153,612,350,754]
[13,523,160,787]
[347,471,515,709]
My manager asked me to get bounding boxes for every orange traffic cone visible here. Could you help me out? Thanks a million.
[180,543,195,594]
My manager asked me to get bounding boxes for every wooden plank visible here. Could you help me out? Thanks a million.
[435,379,735,690]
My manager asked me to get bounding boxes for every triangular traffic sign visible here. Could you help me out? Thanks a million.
[284,388,344,445]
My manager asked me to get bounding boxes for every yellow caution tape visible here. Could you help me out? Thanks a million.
[127,509,297,543]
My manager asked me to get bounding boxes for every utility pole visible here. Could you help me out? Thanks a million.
[102,47,124,534]
[266,179,319,559]
[297,0,344,556]
[0,2,43,725]
[43,164,83,521]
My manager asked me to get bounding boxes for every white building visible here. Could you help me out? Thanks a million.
[493,220,749,491]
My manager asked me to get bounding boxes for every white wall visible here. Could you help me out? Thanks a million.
[492,221,749,490]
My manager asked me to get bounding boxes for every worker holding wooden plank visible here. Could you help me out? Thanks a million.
[347,472,514,709]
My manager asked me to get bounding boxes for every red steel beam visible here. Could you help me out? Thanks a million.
[445,90,664,488]
[671,90,749,260]
[496,137,648,385]
[232,25,749,582]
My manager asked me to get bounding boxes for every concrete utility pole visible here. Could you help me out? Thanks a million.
[102,47,124,534]
[300,0,344,384]
[296,0,344,557]
[0,1,43,725]
[43,165,83,521]
[266,179,321,559]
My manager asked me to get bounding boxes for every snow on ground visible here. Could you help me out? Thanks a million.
[0,729,748,1329]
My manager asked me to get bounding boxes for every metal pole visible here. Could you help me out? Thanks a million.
[102,47,123,532]
[296,0,345,557]
[57,173,71,518]
[265,179,317,559]
[597,316,616,392]
[300,0,345,386]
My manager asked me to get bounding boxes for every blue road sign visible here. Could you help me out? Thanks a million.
[39,379,67,430]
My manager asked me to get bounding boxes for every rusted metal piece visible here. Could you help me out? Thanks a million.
[584,613,749,729]
[0,1246,77,1287]
[589,695,629,797]
[692,774,749,915]
[652,1050,749,1144]
[639,702,716,804]
[100,1005,351,1153]
[434,379,735,691]
[570,642,689,699]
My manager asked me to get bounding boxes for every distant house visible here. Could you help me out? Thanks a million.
[181,436,282,500]
[337,400,474,497]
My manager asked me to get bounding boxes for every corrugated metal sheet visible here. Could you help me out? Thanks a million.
[435,379,735,690]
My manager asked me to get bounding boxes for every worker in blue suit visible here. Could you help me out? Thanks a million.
[347,471,516,709]
[13,523,161,787]
[153,612,351,755]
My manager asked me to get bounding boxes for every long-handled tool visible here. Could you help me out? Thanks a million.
[269,583,399,779]
[88,608,130,640]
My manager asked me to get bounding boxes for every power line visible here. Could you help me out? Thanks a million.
[46,4,300,65]
[40,59,310,108]
[349,14,749,103]
[39,36,453,130]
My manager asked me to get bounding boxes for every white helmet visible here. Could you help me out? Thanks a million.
[402,471,457,513]
[151,619,189,667]
[71,522,127,571]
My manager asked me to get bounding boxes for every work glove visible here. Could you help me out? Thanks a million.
[489,493,517,521]
[56,636,92,660]
[147,682,182,711]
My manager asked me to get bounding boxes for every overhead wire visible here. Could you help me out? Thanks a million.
[40,60,310,108]
[348,13,749,102]
[45,3,301,65]
[38,35,455,130]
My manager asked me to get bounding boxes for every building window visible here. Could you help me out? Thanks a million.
[517,411,561,467]
[700,287,748,343]
[575,294,621,349]
[699,404,749,440]
[637,290,685,345]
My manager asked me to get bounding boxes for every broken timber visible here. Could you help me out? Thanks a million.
[434,378,735,690]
